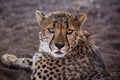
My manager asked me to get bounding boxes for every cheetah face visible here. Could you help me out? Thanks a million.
[36,10,87,57]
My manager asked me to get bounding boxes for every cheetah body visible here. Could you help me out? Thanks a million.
[1,10,114,80]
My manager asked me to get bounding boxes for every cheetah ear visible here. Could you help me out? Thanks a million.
[76,13,87,29]
[35,10,46,26]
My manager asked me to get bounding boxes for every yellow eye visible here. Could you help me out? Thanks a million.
[67,29,74,35]
[48,28,54,33]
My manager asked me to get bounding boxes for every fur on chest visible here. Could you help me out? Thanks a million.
[32,54,95,80]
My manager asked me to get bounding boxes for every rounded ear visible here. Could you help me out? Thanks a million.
[76,13,87,29]
[35,10,45,26]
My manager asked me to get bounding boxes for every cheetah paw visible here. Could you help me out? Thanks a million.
[1,54,17,66]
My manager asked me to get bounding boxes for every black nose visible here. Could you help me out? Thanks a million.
[55,43,65,50]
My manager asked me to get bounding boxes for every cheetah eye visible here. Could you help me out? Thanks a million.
[48,28,55,33]
[67,29,74,35]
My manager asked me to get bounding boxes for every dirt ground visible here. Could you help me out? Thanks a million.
[0,0,120,80]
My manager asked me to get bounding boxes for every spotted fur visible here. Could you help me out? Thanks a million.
[1,10,114,80]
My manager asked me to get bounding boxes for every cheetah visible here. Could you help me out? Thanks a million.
[1,10,114,80]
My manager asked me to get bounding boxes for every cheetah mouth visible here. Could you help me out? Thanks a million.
[55,51,64,55]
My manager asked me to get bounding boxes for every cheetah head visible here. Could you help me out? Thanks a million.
[36,10,87,58]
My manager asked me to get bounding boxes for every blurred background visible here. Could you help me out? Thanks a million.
[0,0,120,80]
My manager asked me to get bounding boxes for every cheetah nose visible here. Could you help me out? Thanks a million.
[55,43,65,50]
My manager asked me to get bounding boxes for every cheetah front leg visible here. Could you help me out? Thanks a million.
[1,52,43,70]
[1,54,33,70]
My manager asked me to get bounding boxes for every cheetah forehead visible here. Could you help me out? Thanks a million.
[46,11,75,18]
[42,11,78,30]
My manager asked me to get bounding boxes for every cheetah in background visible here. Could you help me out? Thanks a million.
[1,10,114,80]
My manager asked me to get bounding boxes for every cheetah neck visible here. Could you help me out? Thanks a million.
[65,39,106,71]
[65,38,96,57]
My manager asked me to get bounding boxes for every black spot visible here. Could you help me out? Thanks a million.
[47,59,50,61]
[38,66,40,69]
[49,77,53,80]
[44,70,48,73]
[49,68,53,70]
[43,76,46,80]
[35,63,37,65]
[53,66,56,69]
[47,74,49,77]
[23,61,25,63]
[37,60,40,62]
[54,75,57,78]
[46,61,49,64]
[56,69,59,72]
[49,63,53,66]
[27,59,29,62]
[51,59,54,62]
[50,72,54,75]
[67,67,71,71]
[37,72,41,75]
[55,60,59,64]
[40,69,42,72]
[39,57,41,59]
[39,75,42,78]
[57,64,61,67]
[58,73,61,76]
[33,77,36,80]
[63,74,67,79]
[29,61,33,66]
[42,65,46,68]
